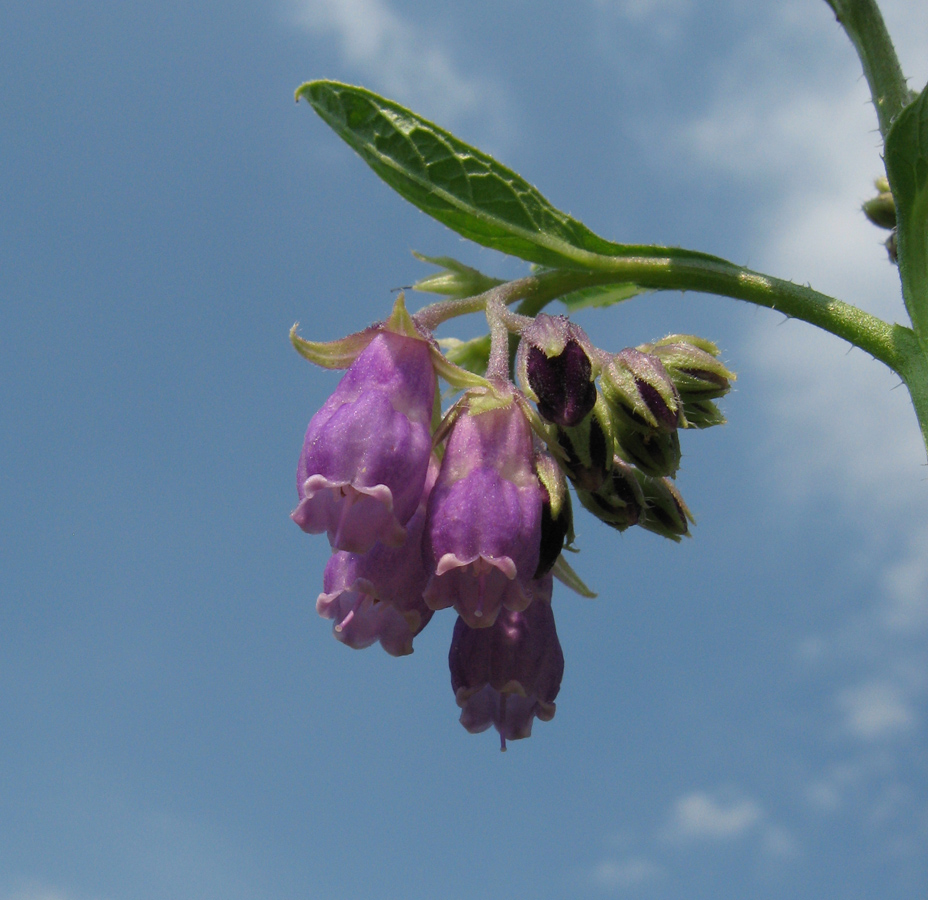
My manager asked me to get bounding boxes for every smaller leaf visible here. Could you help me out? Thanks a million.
[437,334,492,378]
[558,282,644,312]
[298,80,733,273]
[885,82,928,337]
[411,252,504,298]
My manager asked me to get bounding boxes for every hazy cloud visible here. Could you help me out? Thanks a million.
[591,857,665,890]
[839,681,917,740]
[1,887,80,900]
[664,790,764,841]
[289,0,508,137]
[881,523,928,633]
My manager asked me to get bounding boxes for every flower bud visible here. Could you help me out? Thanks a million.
[886,228,898,264]
[576,456,644,531]
[600,348,682,433]
[534,451,574,578]
[679,397,726,429]
[614,422,682,478]
[643,336,734,400]
[862,192,896,230]
[516,315,597,427]
[633,470,693,541]
[554,392,614,491]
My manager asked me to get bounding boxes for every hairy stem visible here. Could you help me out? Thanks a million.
[824,0,913,139]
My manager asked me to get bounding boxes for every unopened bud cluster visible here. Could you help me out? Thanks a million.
[862,176,898,264]
[290,295,733,749]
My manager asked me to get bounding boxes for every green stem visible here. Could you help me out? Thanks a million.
[824,0,913,139]
[420,260,907,371]
[417,257,928,458]
[526,260,907,373]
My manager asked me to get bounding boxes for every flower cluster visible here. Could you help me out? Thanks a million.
[291,293,732,749]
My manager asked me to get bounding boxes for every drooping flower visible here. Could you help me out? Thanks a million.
[448,575,563,750]
[423,389,544,628]
[292,329,437,554]
[315,457,438,656]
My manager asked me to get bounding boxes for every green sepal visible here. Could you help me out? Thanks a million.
[554,392,615,490]
[641,335,735,403]
[551,554,597,598]
[428,345,491,391]
[680,398,727,429]
[614,424,682,479]
[384,292,424,338]
[633,471,694,542]
[290,293,426,368]
[289,322,380,369]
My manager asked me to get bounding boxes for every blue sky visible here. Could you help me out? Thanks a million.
[2,1,928,898]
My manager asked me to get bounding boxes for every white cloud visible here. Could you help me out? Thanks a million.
[881,522,928,632]
[1,886,82,900]
[838,681,917,739]
[665,790,764,841]
[596,0,692,17]
[289,0,508,136]
[761,824,801,859]
[591,857,665,890]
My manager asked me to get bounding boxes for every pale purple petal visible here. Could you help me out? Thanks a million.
[424,401,543,627]
[293,331,436,553]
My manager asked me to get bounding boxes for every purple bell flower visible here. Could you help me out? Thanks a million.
[316,457,438,656]
[448,576,563,750]
[423,393,543,628]
[292,330,436,554]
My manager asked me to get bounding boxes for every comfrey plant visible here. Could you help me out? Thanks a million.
[291,0,928,749]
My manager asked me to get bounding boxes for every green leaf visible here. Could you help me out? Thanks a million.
[411,252,504,298]
[885,83,928,338]
[558,282,645,311]
[297,80,730,273]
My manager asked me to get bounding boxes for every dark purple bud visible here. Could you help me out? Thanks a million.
[886,228,898,264]
[517,315,597,427]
